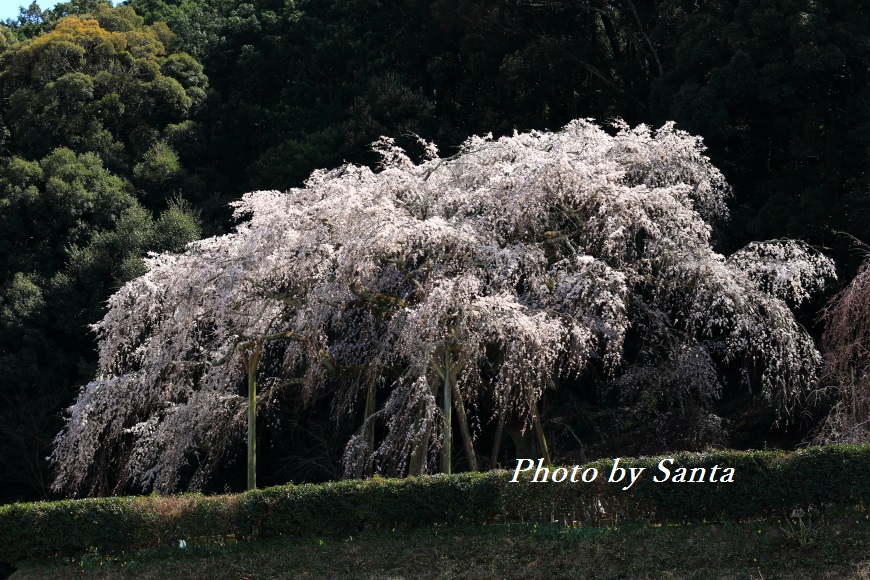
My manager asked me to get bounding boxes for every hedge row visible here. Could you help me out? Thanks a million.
[2,445,868,564]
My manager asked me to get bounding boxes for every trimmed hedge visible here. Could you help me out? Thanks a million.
[2,445,868,564]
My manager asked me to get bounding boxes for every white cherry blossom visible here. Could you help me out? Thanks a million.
[51,120,834,495]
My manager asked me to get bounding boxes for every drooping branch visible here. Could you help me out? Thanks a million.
[489,413,505,469]
[350,281,409,309]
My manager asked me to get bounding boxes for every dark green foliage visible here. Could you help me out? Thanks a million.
[0,11,208,192]
[1,446,867,565]
[127,0,659,191]
[119,0,868,254]
[0,5,204,504]
[505,445,870,524]
[651,0,870,252]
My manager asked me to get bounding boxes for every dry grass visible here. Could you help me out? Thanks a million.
[11,509,870,579]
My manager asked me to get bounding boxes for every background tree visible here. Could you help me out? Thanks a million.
[650,0,870,255]
[51,120,834,496]
[0,8,208,205]
[0,4,204,502]
[0,149,199,500]
[816,242,870,444]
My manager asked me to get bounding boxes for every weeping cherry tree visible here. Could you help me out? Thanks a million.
[816,242,870,444]
[51,120,835,496]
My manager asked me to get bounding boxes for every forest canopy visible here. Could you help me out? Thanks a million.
[0,2,203,500]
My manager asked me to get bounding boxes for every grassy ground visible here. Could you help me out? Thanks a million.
[10,509,870,579]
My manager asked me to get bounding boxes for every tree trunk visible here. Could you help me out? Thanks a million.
[441,349,452,475]
[597,10,623,63]
[246,341,263,491]
[411,373,441,475]
[409,406,431,476]
[506,423,539,460]
[451,377,478,471]
[533,405,551,466]
[490,413,505,469]
[355,378,378,478]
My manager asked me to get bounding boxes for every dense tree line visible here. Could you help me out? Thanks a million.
[0,0,867,500]
[0,3,204,500]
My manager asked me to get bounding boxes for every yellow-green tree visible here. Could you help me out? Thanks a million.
[1,8,206,202]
